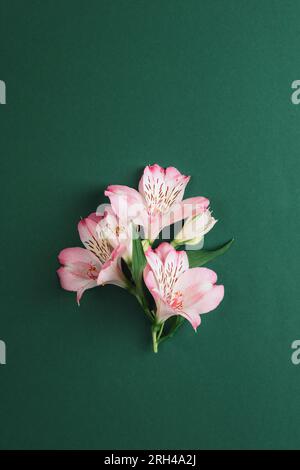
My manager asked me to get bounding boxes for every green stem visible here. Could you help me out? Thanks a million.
[151,322,164,353]
[135,292,154,321]
[127,283,154,322]
[152,328,158,353]
[157,323,164,342]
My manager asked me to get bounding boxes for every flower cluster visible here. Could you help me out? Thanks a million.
[57,164,232,352]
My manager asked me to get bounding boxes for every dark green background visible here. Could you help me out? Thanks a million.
[1,0,299,450]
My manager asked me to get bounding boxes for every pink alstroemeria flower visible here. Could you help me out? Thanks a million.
[144,243,224,330]
[57,212,127,304]
[105,164,209,241]
[95,205,132,262]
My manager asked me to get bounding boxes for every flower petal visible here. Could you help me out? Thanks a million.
[152,242,175,262]
[163,196,209,226]
[164,247,189,278]
[144,267,178,322]
[176,267,224,316]
[57,247,101,304]
[78,213,102,247]
[149,196,209,240]
[57,267,97,304]
[97,209,132,261]
[58,247,100,267]
[185,285,224,315]
[143,265,161,301]
[175,267,218,292]
[144,243,190,324]
[144,245,162,273]
[105,185,146,226]
[180,310,202,331]
[165,166,189,182]
[138,164,190,221]
[175,209,217,245]
[97,245,127,288]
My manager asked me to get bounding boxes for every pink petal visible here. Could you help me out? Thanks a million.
[148,197,209,240]
[140,164,189,198]
[161,196,209,228]
[156,300,179,323]
[105,185,147,226]
[182,282,224,316]
[175,267,218,292]
[97,209,132,260]
[144,264,178,322]
[146,244,188,283]
[153,242,175,262]
[144,264,202,328]
[97,245,127,288]
[57,247,101,304]
[165,166,189,182]
[144,246,164,280]
[185,285,224,315]
[164,247,189,277]
[179,310,201,331]
[57,266,97,305]
[139,164,190,215]
[143,266,161,301]
[144,245,190,324]
[180,196,210,219]
[78,213,102,247]
[87,212,102,223]
[58,247,100,266]
[165,167,190,197]
[148,242,189,275]
[145,215,162,241]
[174,267,224,319]
[139,163,165,185]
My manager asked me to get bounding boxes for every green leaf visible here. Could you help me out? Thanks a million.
[187,238,234,268]
[131,226,147,286]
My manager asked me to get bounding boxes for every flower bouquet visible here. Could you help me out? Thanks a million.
[57,164,233,352]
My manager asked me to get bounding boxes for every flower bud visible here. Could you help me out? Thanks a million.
[174,210,217,246]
